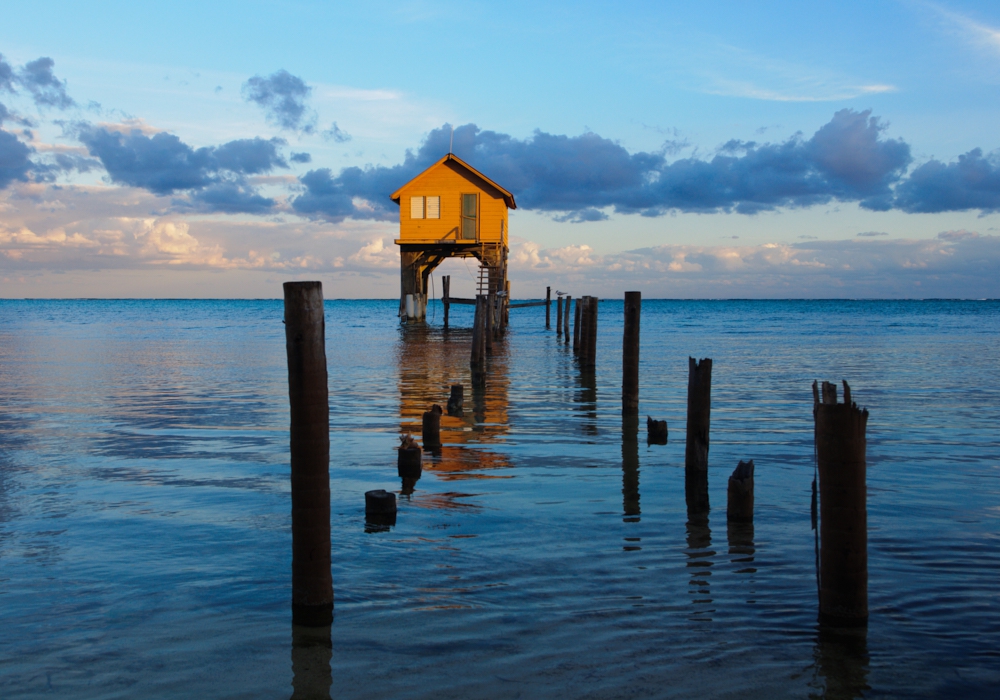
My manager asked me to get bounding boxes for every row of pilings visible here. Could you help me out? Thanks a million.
[282,282,870,632]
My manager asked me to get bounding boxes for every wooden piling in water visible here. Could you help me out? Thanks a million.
[283,281,333,627]
[577,297,591,364]
[622,291,641,416]
[564,295,571,342]
[584,296,598,370]
[556,295,563,336]
[727,459,754,523]
[685,357,712,472]
[545,286,551,329]
[442,275,450,329]
[422,405,442,449]
[398,434,422,477]
[814,380,869,627]
[573,297,582,354]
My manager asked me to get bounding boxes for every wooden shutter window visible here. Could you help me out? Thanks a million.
[426,196,440,219]
[410,196,425,219]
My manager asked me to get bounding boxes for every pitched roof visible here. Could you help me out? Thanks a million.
[390,153,517,209]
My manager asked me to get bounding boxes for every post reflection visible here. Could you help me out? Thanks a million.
[576,368,598,436]
[396,323,513,502]
[811,627,870,700]
[685,469,714,619]
[621,415,640,523]
[726,520,756,573]
[290,623,332,700]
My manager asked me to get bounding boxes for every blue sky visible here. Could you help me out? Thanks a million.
[2,0,999,298]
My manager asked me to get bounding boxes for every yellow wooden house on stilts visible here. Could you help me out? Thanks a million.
[392,154,516,325]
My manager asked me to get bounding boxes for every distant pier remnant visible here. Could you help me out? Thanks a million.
[556,294,564,337]
[563,295,571,342]
[283,281,333,626]
[545,286,552,329]
[814,380,869,627]
[584,297,598,370]
[685,357,712,472]
[622,292,641,415]
[442,275,451,329]
[727,460,754,523]
[573,297,582,354]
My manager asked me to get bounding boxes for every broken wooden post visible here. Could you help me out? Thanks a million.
[727,460,754,523]
[364,489,397,528]
[556,294,563,336]
[545,286,551,328]
[584,296,598,370]
[814,380,869,627]
[564,295,571,342]
[421,405,442,450]
[442,275,451,329]
[447,384,464,416]
[622,291,641,415]
[398,434,423,477]
[685,357,712,472]
[283,281,333,626]
[646,416,667,445]
[573,296,583,354]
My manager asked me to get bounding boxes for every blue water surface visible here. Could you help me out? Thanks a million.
[0,299,998,698]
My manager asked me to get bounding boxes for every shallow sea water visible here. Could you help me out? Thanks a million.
[1,298,998,699]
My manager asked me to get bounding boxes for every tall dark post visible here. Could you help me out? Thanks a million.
[578,297,591,365]
[564,295,571,342]
[622,291,641,415]
[685,357,712,472]
[283,281,333,627]
[584,296,598,370]
[556,295,563,336]
[442,275,450,329]
[573,296,583,354]
[814,380,869,627]
[545,286,551,329]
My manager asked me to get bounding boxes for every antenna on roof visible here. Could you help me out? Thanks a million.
[449,126,454,155]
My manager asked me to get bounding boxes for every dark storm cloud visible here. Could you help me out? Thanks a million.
[242,70,315,133]
[18,57,75,109]
[893,148,1000,213]
[74,124,287,213]
[292,109,914,222]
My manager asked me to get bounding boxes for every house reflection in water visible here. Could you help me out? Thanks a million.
[395,325,513,508]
